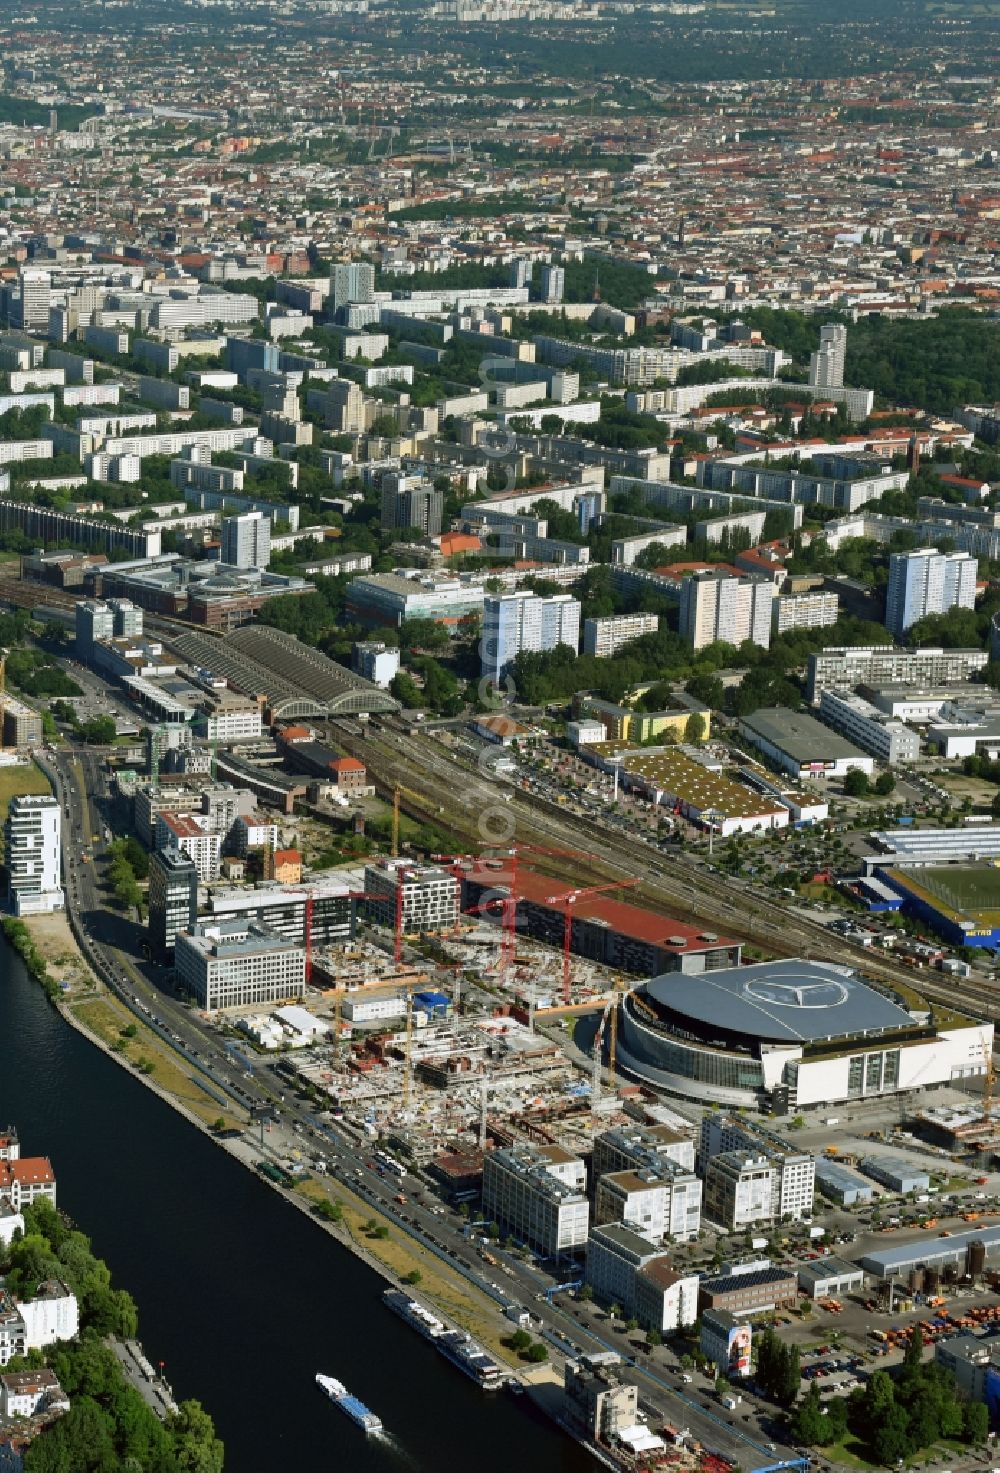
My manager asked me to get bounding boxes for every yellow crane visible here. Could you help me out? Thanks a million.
[607,974,629,1092]
[982,1029,995,1124]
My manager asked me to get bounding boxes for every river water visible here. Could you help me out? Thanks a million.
[0,943,595,1471]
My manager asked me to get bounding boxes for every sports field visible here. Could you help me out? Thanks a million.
[896,864,1000,925]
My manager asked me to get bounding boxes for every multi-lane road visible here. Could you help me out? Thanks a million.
[39,746,791,1467]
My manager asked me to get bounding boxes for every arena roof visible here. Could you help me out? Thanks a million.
[171,625,399,718]
[642,960,913,1044]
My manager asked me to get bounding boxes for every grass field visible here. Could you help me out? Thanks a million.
[0,761,50,808]
[898,864,1000,925]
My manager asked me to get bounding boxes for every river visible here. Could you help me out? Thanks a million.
[0,942,596,1471]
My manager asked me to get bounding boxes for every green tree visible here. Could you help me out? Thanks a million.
[874,771,896,796]
[871,1402,912,1465]
[509,1328,532,1352]
[168,1399,225,1473]
[526,1342,548,1363]
[843,768,870,798]
[790,1381,825,1445]
[964,1400,989,1444]
[684,712,707,744]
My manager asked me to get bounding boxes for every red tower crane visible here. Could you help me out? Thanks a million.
[544,878,642,1004]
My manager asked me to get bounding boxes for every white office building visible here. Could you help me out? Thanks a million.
[679,571,773,651]
[585,1223,699,1333]
[174,920,306,1011]
[703,1153,778,1231]
[885,547,978,637]
[482,1145,589,1256]
[818,689,920,765]
[594,1165,702,1242]
[5,795,63,915]
[700,1115,816,1223]
[221,510,272,570]
[481,591,581,682]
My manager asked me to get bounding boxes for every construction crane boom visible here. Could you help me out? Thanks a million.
[544,878,641,1004]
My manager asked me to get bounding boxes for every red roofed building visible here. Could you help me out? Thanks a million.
[272,849,302,884]
[329,756,367,793]
[459,861,740,977]
[0,1157,56,1211]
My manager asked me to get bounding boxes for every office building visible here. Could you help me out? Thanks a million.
[147,849,198,960]
[208,878,352,947]
[885,548,978,637]
[174,920,306,1012]
[155,813,222,882]
[808,322,847,389]
[564,1356,638,1443]
[582,613,659,658]
[481,591,581,682]
[14,270,51,334]
[221,511,271,570]
[380,477,444,539]
[818,689,920,765]
[540,265,565,304]
[75,600,114,661]
[4,796,63,916]
[699,1116,815,1222]
[482,1144,589,1256]
[594,1164,702,1242]
[585,1224,698,1333]
[679,572,773,651]
[807,643,988,702]
[510,259,531,289]
[593,1123,695,1178]
[0,695,41,750]
[703,1154,779,1231]
[331,261,376,312]
[363,859,459,934]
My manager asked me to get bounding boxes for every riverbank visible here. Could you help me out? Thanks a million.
[18,905,527,1374]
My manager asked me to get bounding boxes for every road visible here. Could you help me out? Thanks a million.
[39,747,791,1466]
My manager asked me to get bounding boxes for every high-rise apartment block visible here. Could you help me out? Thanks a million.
[540,265,565,304]
[325,379,367,434]
[885,547,978,637]
[380,476,444,538]
[582,613,660,658]
[481,591,580,682]
[331,262,376,312]
[148,848,198,960]
[5,796,63,916]
[221,511,272,570]
[679,571,773,651]
[808,323,847,389]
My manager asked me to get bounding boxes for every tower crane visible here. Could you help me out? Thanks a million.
[544,878,641,1004]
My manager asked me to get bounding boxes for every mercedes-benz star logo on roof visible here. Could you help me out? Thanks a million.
[743,978,850,1010]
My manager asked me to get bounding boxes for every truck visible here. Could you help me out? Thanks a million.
[722,1394,741,1410]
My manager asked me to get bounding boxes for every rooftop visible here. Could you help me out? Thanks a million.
[740,706,869,763]
[641,959,915,1045]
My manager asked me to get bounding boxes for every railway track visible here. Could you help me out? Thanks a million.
[348,726,1000,1024]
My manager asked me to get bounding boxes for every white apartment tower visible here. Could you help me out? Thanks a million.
[808,323,847,389]
[885,547,978,637]
[679,571,773,651]
[221,511,271,570]
[5,796,63,915]
[481,591,581,682]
